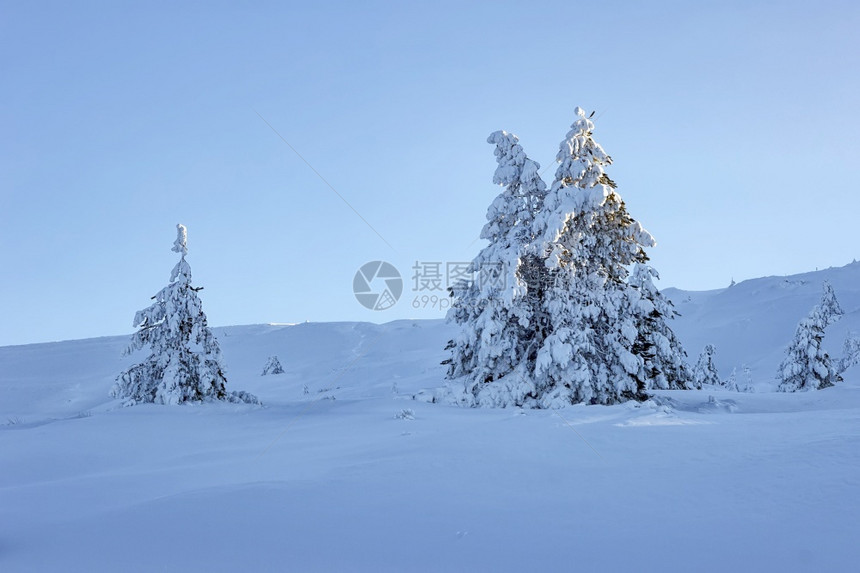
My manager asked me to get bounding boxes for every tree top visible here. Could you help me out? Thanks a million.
[172,224,188,257]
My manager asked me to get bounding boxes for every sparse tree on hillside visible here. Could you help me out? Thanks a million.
[777,281,844,392]
[111,224,259,406]
[692,344,721,389]
[261,355,284,376]
[740,364,755,393]
[838,333,860,374]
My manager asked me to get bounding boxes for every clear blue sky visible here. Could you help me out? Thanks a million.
[2,0,859,346]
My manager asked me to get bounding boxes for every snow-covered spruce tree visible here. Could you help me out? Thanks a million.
[444,131,548,407]
[530,107,656,407]
[777,281,844,392]
[723,368,738,392]
[261,355,284,376]
[838,333,860,374]
[692,344,720,389]
[740,365,755,393]
[819,280,844,324]
[628,263,692,390]
[111,224,259,405]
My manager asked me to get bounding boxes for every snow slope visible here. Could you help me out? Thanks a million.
[2,265,860,571]
[666,260,860,385]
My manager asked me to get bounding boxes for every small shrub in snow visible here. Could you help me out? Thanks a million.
[411,390,437,403]
[699,395,738,413]
[395,408,415,420]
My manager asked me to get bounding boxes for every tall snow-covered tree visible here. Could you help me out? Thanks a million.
[447,109,693,408]
[777,281,844,392]
[530,107,656,407]
[692,344,720,389]
[444,131,547,407]
[628,263,692,390]
[111,224,259,405]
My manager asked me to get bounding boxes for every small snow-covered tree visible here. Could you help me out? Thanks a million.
[838,333,860,374]
[740,364,755,393]
[628,263,692,390]
[777,281,844,392]
[819,281,844,325]
[531,107,655,406]
[692,344,721,389]
[112,224,259,405]
[723,368,738,392]
[445,131,547,407]
[261,355,284,376]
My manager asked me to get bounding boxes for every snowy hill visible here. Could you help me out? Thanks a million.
[666,260,860,384]
[0,320,453,423]
[2,265,860,571]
